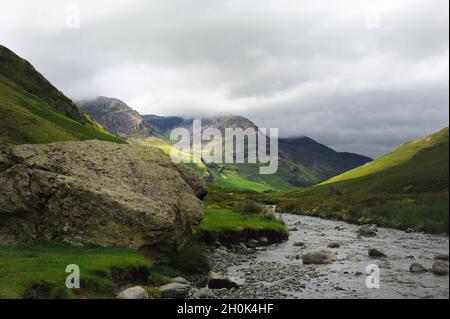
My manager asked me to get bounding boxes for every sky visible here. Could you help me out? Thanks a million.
[1,0,448,157]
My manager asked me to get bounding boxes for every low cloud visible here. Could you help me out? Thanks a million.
[1,0,448,157]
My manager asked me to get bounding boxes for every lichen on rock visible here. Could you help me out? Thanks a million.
[0,140,207,255]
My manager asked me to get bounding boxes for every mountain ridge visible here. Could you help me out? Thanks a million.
[79,97,372,190]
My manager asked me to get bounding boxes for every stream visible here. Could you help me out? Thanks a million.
[206,213,449,299]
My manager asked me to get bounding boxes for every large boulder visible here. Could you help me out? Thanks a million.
[0,141,207,254]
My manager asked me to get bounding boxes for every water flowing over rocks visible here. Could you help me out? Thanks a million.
[204,214,449,299]
[0,141,206,255]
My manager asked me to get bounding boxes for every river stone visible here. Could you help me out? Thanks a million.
[117,286,148,299]
[258,237,269,245]
[409,263,427,273]
[327,242,340,248]
[432,262,449,275]
[159,283,190,299]
[171,277,191,285]
[207,271,239,289]
[293,241,305,247]
[0,141,206,254]
[368,248,386,258]
[190,287,215,299]
[357,225,378,238]
[302,249,337,265]
[247,239,258,248]
[434,254,449,261]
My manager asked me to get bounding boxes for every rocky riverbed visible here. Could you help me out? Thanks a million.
[203,213,449,299]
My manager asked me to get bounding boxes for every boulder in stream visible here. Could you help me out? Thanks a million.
[432,262,449,275]
[302,249,337,264]
[368,248,386,258]
[409,263,427,273]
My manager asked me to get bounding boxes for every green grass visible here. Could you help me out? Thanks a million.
[0,77,125,146]
[197,207,287,235]
[0,242,151,299]
[278,128,449,233]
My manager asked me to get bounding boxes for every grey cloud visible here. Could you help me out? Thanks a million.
[0,0,448,157]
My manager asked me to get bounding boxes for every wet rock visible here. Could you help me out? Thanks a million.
[117,286,148,299]
[207,272,240,289]
[190,287,215,299]
[302,249,337,265]
[171,277,191,285]
[295,255,301,260]
[368,248,386,258]
[405,255,415,259]
[293,241,305,247]
[258,237,269,245]
[357,225,378,238]
[432,262,449,275]
[289,227,298,232]
[406,228,415,233]
[355,272,363,276]
[434,254,449,261]
[159,283,189,299]
[327,242,340,248]
[409,263,427,273]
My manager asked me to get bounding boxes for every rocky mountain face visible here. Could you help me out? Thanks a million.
[80,98,371,189]
[0,141,207,256]
[146,114,372,187]
[78,97,153,139]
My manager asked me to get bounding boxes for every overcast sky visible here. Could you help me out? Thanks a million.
[1,0,448,157]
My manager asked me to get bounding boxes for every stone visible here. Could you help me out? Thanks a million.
[357,225,378,238]
[0,141,207,253]
[159,283,189,299]
[171,277,191,285]
[293,241,305,247]
[409,263,427,273]
[368,248,386,258]
[302,249,337,265]
[207,272,239,289]
[258,237,269,245]
[191,288,215,299]
[117,286,148,299]
[247,239,258,248]
[434,254,449,261]
[405,228,415,233]
[327,242,340,248]
[432,262,449,275]
[349,255,362,263]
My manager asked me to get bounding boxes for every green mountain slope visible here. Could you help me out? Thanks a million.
[144,115,372,191]
[0,45,124,145]
[278,128,449,233]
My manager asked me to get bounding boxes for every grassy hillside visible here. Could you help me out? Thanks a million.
[278,128,449,233]
[0,242,151,299]
[0,45,124,145]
